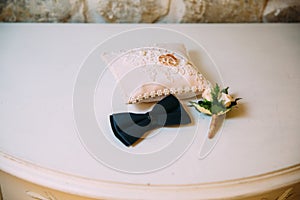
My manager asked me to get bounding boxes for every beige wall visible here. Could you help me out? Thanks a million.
[0,0,299,23]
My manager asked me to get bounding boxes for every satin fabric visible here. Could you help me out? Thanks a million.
[109,95,191,147]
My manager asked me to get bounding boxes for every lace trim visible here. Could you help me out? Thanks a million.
[128,85,207,104]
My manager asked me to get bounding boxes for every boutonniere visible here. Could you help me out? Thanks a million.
[189,84,241,139]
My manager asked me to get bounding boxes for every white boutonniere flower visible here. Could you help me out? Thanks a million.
[189,84,241,138]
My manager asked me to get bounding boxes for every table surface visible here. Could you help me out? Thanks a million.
[0,23,300,198]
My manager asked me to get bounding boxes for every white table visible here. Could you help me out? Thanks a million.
[1,24,300,200]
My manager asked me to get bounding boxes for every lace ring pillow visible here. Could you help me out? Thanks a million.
[101,43,211,104]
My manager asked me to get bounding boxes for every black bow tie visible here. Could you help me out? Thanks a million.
[109,95,191,147]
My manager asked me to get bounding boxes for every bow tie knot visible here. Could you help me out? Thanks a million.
[110,95,191,147]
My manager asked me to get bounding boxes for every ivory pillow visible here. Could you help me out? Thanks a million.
[102,43,211,104]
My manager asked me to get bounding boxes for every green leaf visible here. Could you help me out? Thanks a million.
[227,98,242,109]
[211,101,226,114]
[189,101,212,115]
[198,99,211,110]
[211,83,220,102]
[221,87,229,94]
[209,84,226,114]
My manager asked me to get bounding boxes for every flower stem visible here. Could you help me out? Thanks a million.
[208,114,218,139]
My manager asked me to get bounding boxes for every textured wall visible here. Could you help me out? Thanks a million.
[0,0,299,23]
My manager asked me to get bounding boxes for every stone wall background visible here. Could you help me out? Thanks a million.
[0,0,299,23]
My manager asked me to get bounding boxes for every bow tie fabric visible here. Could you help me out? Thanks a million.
[109,94,191,147]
